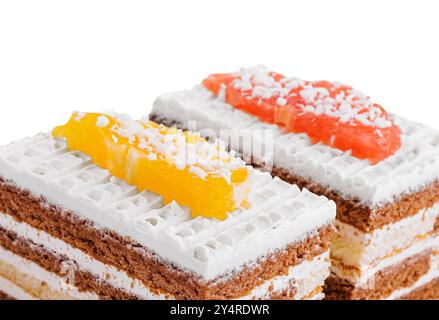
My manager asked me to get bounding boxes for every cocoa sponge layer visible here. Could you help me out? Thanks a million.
[400,277,439,300]
[0,290,14,300]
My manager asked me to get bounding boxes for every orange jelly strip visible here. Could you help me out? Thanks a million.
[203,66,401,164]
[53,112,252,220]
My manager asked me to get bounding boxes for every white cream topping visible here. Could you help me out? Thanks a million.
[152,86,439,205]
[0,133,335,281]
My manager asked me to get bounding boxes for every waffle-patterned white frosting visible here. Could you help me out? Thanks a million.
[0,133,335,281]
[152,86,439,206]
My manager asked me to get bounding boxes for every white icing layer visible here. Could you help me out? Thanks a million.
[0,133,335,280]
[0,275,37,300]
[331,203,439,268]
[152,86,439,205]
[0,246,98,300]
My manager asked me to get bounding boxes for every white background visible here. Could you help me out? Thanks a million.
[0,0,438,145]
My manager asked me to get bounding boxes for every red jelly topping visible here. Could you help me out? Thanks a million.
[203,66,401,164]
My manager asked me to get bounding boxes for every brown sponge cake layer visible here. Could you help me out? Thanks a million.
[400,277,439,300]
[0,290,14,300]
[324,249,432,300]
[0,178,332,300]
[149,114,439,233]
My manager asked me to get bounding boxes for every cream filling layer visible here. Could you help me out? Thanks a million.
[0,274,37,300]
[331,203,439,268]
[240,251,330,300]
[0,246,98,300]
[0,211,329,300]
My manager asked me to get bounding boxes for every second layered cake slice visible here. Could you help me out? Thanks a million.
[151,66,439,299]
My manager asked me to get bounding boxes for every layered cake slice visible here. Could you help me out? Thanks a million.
[151,66,439,300]
[0,111,335,300]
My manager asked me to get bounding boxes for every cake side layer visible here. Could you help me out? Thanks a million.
[240,252,330,300]
[0,260,93,300]
[388,248,438,300]
[0,247,326,301]
[151,87,439,206]
[0,210,330,300]
[0,227,141,300]
[324,249,433,300]
[0,245,99,300]
[0,133,335,280]
[0,210,174,299]
[399,277,439,300]
[331,205,439,271]
[331,234,438,285]
[0,182,332,299]
[0,272,71,301]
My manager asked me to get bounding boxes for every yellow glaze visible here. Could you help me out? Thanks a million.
[53,112,252,220]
